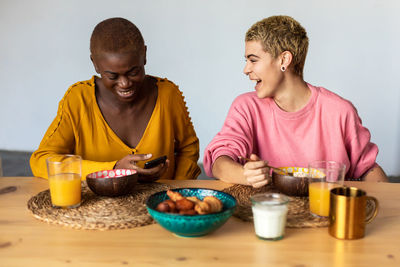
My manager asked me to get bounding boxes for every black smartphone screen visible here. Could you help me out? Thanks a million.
[144,155,167,169]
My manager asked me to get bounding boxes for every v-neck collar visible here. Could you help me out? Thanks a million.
[90,75,161,153]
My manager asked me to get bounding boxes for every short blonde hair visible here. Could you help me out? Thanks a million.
[245,16,308,77]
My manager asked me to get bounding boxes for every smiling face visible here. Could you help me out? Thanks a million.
[92,49,146,102]
[243,40,283,98]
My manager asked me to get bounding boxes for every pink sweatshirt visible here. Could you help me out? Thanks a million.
[203,83,378,180]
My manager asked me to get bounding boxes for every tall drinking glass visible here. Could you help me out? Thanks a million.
[308,160,345,217]
[46,155,82,208]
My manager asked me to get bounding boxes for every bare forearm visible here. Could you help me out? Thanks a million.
[212,156,248,185]
[363,165,389,182]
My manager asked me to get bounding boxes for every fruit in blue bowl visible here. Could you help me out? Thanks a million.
[146,188,236,237]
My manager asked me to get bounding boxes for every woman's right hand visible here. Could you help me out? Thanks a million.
[114,154,169,182]
[243,154,271,188]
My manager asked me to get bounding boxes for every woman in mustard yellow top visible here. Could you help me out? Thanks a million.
[30,18,200,181]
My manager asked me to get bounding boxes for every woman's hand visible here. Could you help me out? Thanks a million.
[114,153,152,170]
[114,154,169,182]
[243,154,271,188]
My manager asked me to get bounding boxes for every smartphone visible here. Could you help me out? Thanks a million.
[144,155,167,169]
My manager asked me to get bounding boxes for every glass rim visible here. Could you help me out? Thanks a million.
[250,193,289,205]
[308,160,346,169]
[46,154,82,164]
[308,160,346,180]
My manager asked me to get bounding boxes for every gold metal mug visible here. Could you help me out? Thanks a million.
[329,187,379,239]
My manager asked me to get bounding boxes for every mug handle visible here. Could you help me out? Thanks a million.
[365,196,379,224]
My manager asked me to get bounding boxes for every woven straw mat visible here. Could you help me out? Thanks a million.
[27,182,172,230]
[223,184,329,228]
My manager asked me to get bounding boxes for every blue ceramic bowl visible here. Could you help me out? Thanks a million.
[146,188,236,237]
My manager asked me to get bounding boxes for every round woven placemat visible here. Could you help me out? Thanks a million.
[222,184,328,228]
[27,182,172,230]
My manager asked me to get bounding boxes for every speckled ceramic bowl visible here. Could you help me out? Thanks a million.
[146,188,237,237]
[86,169,138,197]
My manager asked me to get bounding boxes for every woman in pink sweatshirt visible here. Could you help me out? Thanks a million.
[203,15,387,187]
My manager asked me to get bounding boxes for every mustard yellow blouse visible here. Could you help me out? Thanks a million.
[30,76,201,180]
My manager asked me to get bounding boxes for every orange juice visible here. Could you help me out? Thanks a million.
[309,182,340,217]
[49,173,81,208]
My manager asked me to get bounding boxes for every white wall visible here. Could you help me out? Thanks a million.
[1,0,399,175]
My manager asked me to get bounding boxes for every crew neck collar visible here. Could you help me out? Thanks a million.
[269,83,317,120]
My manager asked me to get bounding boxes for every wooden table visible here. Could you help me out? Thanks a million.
[0,177,399,267]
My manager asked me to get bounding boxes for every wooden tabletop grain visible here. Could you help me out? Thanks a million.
[0,177,399,267]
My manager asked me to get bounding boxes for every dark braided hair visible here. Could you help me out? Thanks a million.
[90,17,145,56]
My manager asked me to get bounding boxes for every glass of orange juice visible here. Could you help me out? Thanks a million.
[46,155,82,208]
[308,161,346,217]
